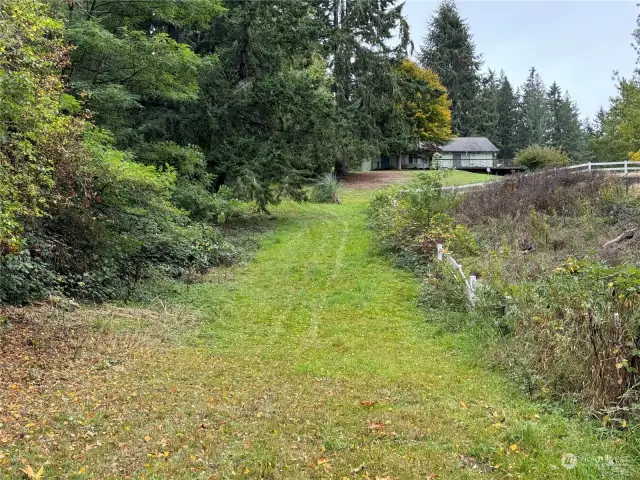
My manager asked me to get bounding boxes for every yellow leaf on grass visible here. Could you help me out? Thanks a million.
[144,435,151,442]
[459,400,468,409]
[509,443,519,452]
[21,465,44,480]
[317,457,329,465]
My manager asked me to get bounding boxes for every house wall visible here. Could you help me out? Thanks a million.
[400,155,428,169]
[439,152,495,160]
[436,151,495,169]
[362,155,427,171]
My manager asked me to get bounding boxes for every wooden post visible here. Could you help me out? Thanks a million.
[468,275,477,306]
[436,243,443,262]
[625,160,629,175]
[588,162,592,172]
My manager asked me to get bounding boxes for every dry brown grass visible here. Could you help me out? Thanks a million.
[0,301,199,475]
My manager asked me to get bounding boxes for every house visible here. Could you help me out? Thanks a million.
[360,137,501,171]
[435,137,499,169]
[361,153,429,171]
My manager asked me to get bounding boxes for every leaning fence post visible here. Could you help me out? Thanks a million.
[436,243,443,262]
[468,275,477,305]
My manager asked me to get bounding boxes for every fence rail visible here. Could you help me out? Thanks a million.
[440,160,640,193]
[436,244,477,306]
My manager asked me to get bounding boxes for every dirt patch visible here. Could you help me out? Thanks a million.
[342,171,414,189]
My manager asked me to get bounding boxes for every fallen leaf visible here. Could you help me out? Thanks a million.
[360,400,377,407]
[367,421,385,431]
[144,435,151,442]
[317,457,329,465]
[21,465,44,480]
[459,400,468,409]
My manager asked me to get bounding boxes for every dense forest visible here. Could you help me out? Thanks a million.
[2,0,640,305]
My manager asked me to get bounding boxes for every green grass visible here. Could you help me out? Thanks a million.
[2,171,634,479]
[439,170,497,186]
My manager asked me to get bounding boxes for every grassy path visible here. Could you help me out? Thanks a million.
[161,187,625,479]
[3,175,629,479]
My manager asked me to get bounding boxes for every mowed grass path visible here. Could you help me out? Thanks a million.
[3,173,629,479]
[160,176,624,479]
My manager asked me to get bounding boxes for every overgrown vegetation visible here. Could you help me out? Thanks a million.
[370,170,640,427]
[1,0,452,306]
[369,172,476,268]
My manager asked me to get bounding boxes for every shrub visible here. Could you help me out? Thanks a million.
[0,251,60,305]
[455,170,620,225]
[369,172,476,266]
[310,173,340,204]
[500,260,640,410]
[514,145,570,170]
[0,130,238,304]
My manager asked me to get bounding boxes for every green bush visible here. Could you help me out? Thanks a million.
[310,173,340,204]
[514,145,570,170]
[499,260,640,409]
[0,251,60,305]
[369,172,476,266]
[0,130,237,304]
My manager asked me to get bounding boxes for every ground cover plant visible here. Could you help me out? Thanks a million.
[369,169,640,431]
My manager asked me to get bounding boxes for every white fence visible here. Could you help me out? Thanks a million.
[440,160,640,193]
[436,243,477,306]
[564,160,640,174]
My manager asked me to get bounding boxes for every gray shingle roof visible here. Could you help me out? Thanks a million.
[441,137,499,153]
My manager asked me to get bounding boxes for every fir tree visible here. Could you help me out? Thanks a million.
[418,0,480,136]
[495,72,518,159]
[473,69,499,139]
[547,82,586,161]
[518,67,549,148]
[315,0,411,174]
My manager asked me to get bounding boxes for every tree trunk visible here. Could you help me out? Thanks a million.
[334,160,348,178]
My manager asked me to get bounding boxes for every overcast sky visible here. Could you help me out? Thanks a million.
[403,1,638,118]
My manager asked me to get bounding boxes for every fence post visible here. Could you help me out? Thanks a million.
[436,243,443,262]
[625,160,629,175]
[468,275,477,306]
[588,162,592,172]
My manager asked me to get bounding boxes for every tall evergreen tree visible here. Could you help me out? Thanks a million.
[518,67,549,147]
[495,72,518,159]
[547,82,565,148]
[418,0,480,136]
[547,82,586,161]
[474,69,499,139]
[315,0,411,174]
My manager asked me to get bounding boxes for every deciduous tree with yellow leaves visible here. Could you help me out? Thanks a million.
[385,59,452,158]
